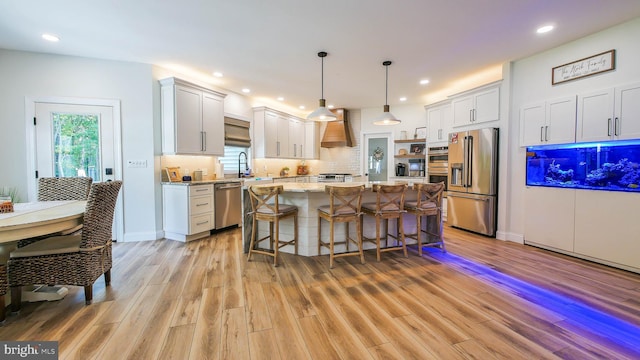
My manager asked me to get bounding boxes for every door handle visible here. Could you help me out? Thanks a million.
[607,118,612,136]
[545,126,549,141]
[614,117,619,136]
[203,131,207,151]
[540,126,544,142]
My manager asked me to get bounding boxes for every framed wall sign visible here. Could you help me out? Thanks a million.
[552,49,615,85]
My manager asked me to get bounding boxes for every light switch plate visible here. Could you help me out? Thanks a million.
[127,160,147,168]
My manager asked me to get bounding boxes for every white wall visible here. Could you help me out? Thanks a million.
[0,49,160,241]
[507,17,640,240]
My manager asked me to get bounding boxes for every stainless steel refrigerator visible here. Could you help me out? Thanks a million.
[447,127,498,236]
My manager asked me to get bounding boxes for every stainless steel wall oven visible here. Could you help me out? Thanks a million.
[427,146,448,196]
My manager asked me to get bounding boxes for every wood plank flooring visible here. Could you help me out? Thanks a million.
[1,226,640,359]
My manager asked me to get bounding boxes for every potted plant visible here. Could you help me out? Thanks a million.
[280,167,290,176]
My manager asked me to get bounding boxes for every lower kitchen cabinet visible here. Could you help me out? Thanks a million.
[524,186,640,273]
[574,190,640,270]
[163,184,214,242]
[524,187,576,252]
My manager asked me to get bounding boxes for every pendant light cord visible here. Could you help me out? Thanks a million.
[321,55,324,99]
[385,64,388,106]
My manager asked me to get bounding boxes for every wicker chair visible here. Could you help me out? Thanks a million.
[17,177,93,248]
[361,183,408,261]
[404,182,445,256]
[318,185,365,268]
[9,181,122,311]
[247,185,298,267]
[0,265,7,323]
[37,177,93,202]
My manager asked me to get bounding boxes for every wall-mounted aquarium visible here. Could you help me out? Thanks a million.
[526,140,640,193]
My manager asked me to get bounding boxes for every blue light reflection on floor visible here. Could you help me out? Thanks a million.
[423,248,640,355]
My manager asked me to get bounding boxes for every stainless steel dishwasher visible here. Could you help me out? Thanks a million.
[214,182,242,229]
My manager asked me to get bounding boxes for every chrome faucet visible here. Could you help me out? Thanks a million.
[238,151,248,178]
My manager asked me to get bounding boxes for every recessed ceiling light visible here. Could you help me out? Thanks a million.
[536,25,554,34]
[213,72,223,77]
[299,105,305,110]
[42,33,60,42]
[242,88,250,93]
[277,97,284,101]
[328,104,334,109]
[419,79,430,85]
[399,97,407,102]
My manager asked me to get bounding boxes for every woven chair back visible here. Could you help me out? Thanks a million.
[413,182,445,209]
[38,177,93,201]
[324,185,365,216]
[372,184,407,213]
[80,181,122,249]
[249,185,285,215]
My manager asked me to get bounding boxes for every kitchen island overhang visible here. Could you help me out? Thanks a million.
[242,182,440,257]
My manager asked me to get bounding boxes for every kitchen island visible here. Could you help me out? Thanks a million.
[242,182,433,256]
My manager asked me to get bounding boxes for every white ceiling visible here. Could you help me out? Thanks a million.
[2,0,640,115]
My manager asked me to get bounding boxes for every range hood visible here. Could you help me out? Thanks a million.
[321,108,355,148]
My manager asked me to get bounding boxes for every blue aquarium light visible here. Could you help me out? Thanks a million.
[423,247,640,355]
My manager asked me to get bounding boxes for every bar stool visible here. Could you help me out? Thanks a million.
[317,185,365,268]
[361,183,408,261]
[404,182,445,256]
[247,185,298,267]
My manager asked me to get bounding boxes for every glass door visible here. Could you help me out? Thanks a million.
[363,133,391,182]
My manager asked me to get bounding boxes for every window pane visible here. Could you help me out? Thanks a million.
[219,146,250,176]
[52,113,101,181]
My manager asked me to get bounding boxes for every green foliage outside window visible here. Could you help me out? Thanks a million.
[53,113,101,180]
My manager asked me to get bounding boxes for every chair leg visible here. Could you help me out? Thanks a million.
[345,222,350,252]
[399,215,408,258]
[329,218,335,268]
[11,286,22,313]
[247,216,258,261]
[357,217,365,264]
[294,214,298,256]
[375,217,382,262]
[84,285,93,305]
[0,295,5,322]
[273,219,279,267]
[104,269,111,286]
[317,215,322,256]
[416,214,423,256]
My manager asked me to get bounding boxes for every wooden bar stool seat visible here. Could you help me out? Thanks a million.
[404,182,445,255]
[318,185,365,268]
[361,183,408,261]
[247,185,298,267]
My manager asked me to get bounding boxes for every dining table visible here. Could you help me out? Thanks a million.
[0,200,86,305]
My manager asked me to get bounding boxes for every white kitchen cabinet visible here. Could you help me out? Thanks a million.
[452,82,500,127]
[577,82,640,142]
[425,101,451,144]
[160,77,226,156]
[163,184,215,242]
[520,96,576,146]
[289,117,305,159]
[254,107,302,158]
[574,190,640,270]
[523,187,576,252]
[304,121,320,159]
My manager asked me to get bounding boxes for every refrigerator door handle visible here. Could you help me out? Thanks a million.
[462,136,468,188]
[466,135,473,187]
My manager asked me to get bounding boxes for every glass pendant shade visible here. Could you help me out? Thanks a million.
[308,98,336,121]
[374,60,401,125]
[308,51,337,122]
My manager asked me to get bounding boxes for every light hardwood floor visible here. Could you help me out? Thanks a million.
[1,226,639,359]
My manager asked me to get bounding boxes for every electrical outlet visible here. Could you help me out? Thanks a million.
[127,160,147,168]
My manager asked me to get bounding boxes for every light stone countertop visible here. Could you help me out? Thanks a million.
[251,181,410,193]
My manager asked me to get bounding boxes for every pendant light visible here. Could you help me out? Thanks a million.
[373,60,401,125]
[307,51,337,121]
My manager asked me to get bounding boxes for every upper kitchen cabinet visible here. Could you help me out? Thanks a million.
[304,121,320,159]
[577,82,640,142]
[160,77,226,156]
[520,96,576,146]
[289,117,305,159]
[425,101,451,144]
[254,107,305,158]
[451,82,500,127]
